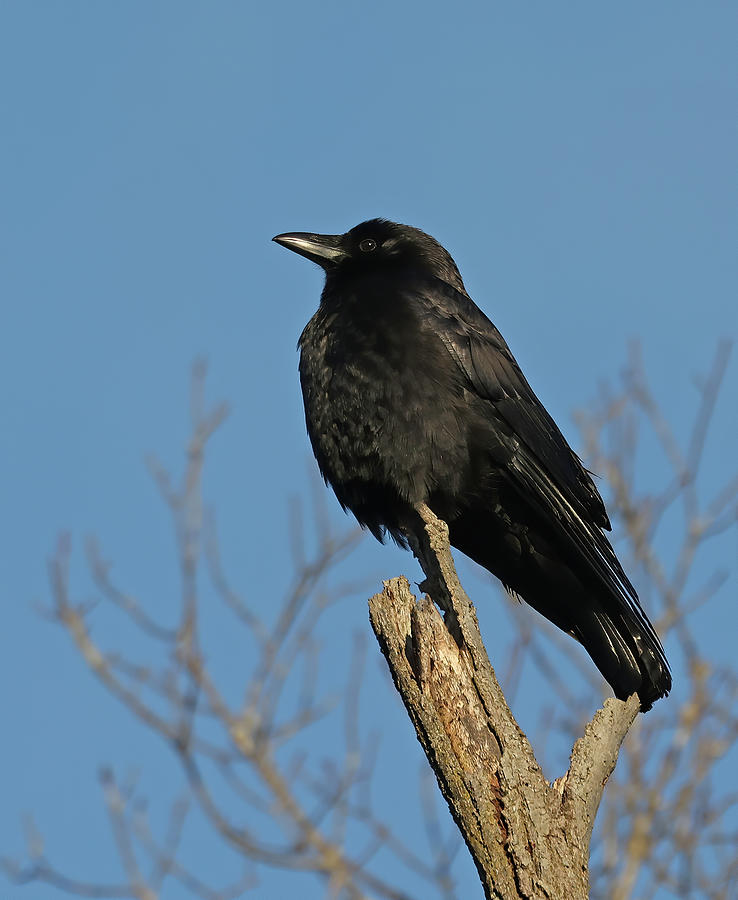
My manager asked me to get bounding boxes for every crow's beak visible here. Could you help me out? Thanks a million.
[272,232,347,268]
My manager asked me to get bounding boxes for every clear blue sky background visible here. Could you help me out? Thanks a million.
[1,3,736,899]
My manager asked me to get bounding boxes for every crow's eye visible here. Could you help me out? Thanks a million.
[359,238,377,253]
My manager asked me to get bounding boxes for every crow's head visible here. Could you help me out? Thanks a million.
[273,219,465,292]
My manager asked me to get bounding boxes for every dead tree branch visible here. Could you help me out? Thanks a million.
[370,504,640,900]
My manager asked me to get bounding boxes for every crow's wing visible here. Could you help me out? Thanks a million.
[412,277,668,671]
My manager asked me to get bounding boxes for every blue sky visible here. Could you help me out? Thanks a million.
[1,3,736,899]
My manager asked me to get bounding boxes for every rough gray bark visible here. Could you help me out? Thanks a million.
[369,504,640,900]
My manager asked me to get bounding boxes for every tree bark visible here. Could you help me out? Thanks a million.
[369,504,639,900]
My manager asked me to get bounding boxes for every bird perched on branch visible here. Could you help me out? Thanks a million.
[273,219,671,710]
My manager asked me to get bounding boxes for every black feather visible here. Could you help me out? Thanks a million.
[274,218,671,710]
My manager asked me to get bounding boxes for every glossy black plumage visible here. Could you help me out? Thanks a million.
[273,219,671,709]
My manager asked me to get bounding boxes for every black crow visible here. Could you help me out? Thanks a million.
[273,219,671,710]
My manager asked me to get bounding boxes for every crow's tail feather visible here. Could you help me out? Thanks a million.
[574,603,671,711]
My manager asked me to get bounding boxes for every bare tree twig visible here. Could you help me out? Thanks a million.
[10,347,736,900]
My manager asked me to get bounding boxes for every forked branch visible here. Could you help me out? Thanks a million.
[369,504,639,900]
